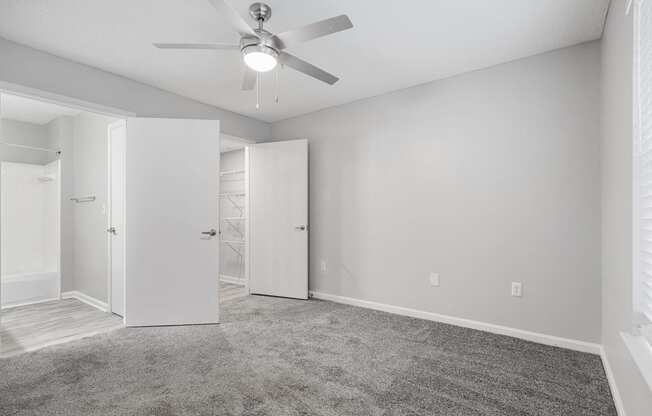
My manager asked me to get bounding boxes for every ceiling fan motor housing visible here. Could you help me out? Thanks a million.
[240,28,280,54]
[241,3,280,54]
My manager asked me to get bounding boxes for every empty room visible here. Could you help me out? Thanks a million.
[0,0,651,415]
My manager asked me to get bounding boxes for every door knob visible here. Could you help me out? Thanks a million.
[295,225,306,231]
[202,229,218,237]
[107,227,117,235]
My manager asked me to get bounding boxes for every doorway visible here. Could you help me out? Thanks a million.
[218,136,310,303]
[0,91,125,356]
[0,91,224,352]
[219,134,251,303]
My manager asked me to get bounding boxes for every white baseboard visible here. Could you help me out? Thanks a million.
[600,347,627,416]
[309,291,602,355]
[219,274,246,286]
[61,290,108,312]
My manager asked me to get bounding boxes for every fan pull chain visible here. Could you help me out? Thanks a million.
[256,72,261,110]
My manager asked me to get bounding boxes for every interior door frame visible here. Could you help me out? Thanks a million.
[0,84,134,317]
[107,119,127,320]
[244,145,251,294]
[54,159,62,301]
[220,134,256,296]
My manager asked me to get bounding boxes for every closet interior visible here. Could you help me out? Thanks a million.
[219,136,249,298]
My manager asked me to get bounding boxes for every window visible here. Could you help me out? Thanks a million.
[625,0,652,390]
[635,0,652,345]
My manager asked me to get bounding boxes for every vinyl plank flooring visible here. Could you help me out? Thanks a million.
[0,298,123,358]
[1,282,246,358]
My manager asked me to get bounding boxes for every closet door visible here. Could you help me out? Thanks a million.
[108,120,126,317]
[123,118,220,326]
[250,139,308,299]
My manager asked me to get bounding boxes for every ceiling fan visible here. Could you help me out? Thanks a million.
[154,0,354,91]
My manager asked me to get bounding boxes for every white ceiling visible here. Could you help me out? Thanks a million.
[1,93,81,125]
[0,0,609,123]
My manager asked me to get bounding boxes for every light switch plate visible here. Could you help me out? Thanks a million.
[429,272,440,287]
[511,281,523,297]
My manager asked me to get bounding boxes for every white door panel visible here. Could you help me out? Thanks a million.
[124,118,219,326]
[250,139,308,299]
[108,120,126,317]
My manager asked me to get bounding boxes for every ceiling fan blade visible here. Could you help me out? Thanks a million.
[207,0,257,38]
[271,15,353,50]
[153,43,239,50]
[242,67,257,90]
[278,52,339,85]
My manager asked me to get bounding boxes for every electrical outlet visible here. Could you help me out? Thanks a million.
[320,260,327,273]
[429,272,440,287]
[511,282,523,297]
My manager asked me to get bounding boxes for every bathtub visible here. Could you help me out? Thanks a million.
[1,272,59,308]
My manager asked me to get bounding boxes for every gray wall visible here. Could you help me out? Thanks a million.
[45,113,114,301]
[46,116,74,292]
[70,113,115,302]
[0,37,270,141]
[0,118,53,165]
[272,42,602,343]
[601,1,652,414]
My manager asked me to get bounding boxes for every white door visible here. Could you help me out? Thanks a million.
[250,139,308,299]
[124,118,220,326]
[108,120,126,316]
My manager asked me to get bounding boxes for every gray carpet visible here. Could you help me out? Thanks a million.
[0,295,616,415]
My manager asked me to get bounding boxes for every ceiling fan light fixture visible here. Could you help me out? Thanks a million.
[242,44,278,72]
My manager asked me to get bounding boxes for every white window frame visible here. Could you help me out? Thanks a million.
[625,0,652,391]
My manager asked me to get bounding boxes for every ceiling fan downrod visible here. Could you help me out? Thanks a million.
[249,2,272,28]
